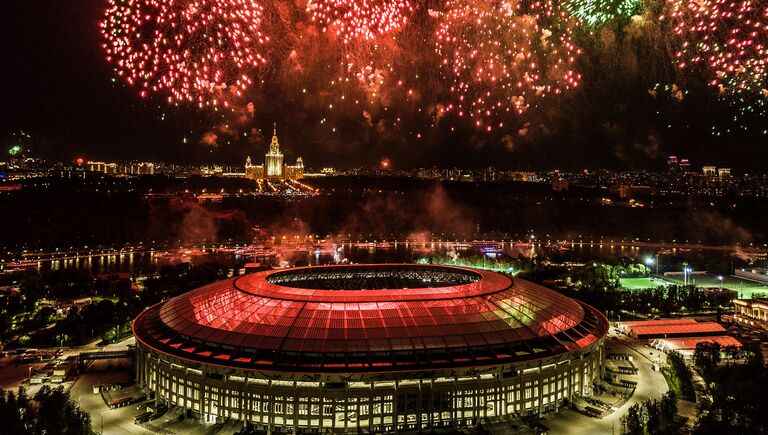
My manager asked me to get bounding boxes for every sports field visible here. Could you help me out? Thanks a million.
[662,274,768,298]
[620,277,669,290]
[620,275,768,298]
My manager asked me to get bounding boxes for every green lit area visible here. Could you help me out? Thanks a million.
[620,276,669,290]
[565,0,642,27]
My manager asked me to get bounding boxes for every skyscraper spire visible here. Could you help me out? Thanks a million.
[269,123,280,154]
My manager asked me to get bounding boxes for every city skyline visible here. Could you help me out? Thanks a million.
[2,0,768,171]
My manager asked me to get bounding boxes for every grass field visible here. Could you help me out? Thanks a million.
[620,277,670,290]
[662,274,768,298]
[620,275,768,298]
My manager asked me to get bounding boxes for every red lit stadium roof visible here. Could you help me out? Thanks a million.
[134,264,608,374]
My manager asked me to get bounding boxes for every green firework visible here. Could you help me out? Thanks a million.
[564,0,642,27]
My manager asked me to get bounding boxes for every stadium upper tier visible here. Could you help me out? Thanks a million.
[133,264,607,375]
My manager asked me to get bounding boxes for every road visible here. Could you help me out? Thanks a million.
[70,371,152,435]
[543,334,669,434]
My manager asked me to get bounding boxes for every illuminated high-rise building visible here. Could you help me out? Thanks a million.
[667,156,679,171]
[679,158,691,172]
[265,124,284,179]
[244,124,304,181]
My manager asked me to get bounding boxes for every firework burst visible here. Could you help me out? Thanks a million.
[564,0,642,27]
[306,0,414,44]
[667,0,767,97]
[435,0,583,131]
[100,0,269,108]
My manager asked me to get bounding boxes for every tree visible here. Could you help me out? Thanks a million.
[661,390,677,428]
[19,273,46,312]
[694,341,721,372]
[645,399,662,433]
[740,342,764,369]
[723,345,742,364]
[624,403,644,434]
[34,385,91,434]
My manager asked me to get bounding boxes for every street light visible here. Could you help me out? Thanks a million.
[718,275,724,291]
[655,253,660,275]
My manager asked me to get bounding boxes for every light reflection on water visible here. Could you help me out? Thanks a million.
[32,242,752,276]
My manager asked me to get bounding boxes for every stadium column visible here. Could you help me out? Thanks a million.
[495,370,502,418]
[239,387,245,428]
[416,379,422,430]
[451,376,458,426]
[502,373,509,416]
[318,392,324,429]
[135,349,141,387]
[198,378,204,421]
[331,396,337,431]
[152,358,159,406]
[344,384,350,433]
[135,348,143,388]
[427,378,434,430]
[393,379,399,433]
[203,383,209,422]
[369,382,374,429]
[474,376,480,423]
[600,343,606,379]
[555,361,562,413]
[516,373,523,417]
[182,373,187,417]
[555,363,560,413]
[538,362,544,416]
[267,380,274,435]
[566,358,573,404]
[293,381,298,434]
[244,374,251,425]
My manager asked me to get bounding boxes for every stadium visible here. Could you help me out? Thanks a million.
[133,264,608,432]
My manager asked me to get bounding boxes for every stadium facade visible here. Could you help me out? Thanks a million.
[133,264,608,432]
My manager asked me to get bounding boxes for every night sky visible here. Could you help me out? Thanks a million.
[1,0,767,170]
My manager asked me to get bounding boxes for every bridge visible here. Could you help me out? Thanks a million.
[77,349,134,370]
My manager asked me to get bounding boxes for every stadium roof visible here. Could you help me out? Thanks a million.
[134,264,608,374]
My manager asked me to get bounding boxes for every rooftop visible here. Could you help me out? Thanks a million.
[134,264,608,375]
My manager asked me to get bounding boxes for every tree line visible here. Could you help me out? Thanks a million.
[0,386,90,435]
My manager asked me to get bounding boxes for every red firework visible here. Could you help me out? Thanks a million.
[100,0,269,108]
[435,0,583,131]
[307,0,414,44]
